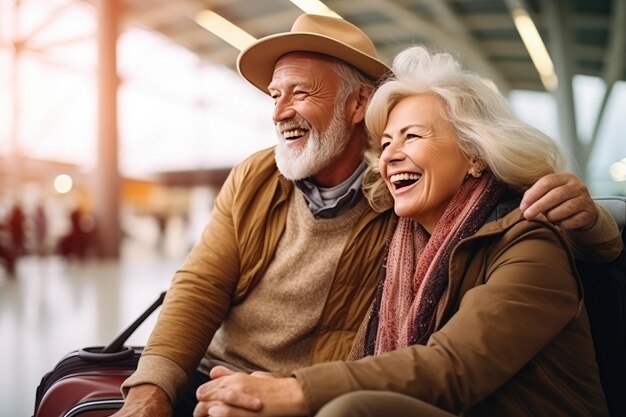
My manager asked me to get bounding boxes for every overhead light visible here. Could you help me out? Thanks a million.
[54,174,74,194]
[195,10,256,51]
[511,8,558,91]
[610,158,626,182]
[288,0,341,18]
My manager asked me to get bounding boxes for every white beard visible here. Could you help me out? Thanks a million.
[274,100,350,181]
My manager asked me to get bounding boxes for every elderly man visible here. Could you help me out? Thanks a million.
[112,14,620,417]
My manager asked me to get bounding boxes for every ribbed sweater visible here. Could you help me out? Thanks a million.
[203,190,370,376]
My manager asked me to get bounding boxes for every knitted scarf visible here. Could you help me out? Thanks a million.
[365,171,505,355]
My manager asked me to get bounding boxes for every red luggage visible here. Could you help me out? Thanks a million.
[33,292,165,417]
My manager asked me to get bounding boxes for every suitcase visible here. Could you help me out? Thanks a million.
[33,291,166,417]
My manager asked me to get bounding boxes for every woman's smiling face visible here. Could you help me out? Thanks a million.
[379,93,472,233]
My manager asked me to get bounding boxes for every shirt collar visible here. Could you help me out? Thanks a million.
[295,161,367,219]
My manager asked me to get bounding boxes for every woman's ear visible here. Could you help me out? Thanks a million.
[467,158,487,178]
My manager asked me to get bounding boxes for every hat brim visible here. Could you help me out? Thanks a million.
[237,32,390,95]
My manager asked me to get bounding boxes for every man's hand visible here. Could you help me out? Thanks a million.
[110,384,171,417]
[193,366,307,417]
[520,172,597,231]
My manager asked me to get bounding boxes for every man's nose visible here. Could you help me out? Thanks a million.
[272,96,295,123]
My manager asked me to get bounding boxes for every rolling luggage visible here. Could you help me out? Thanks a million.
[32,291,166,417]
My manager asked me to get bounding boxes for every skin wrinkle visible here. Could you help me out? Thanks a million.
[270,53,365,187]
[380,93,475,233]
[110,14,619,415]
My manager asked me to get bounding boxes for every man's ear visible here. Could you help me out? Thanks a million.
[350,85,372,124]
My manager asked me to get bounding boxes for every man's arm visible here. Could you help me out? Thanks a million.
[520,172,622,261]
[112,384,172,417]
[111,161,249,417]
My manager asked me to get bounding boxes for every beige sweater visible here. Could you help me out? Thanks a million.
[203,191,370,376]
[120,148,397,404]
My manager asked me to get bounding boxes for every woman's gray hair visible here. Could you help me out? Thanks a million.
[362,45,567,212]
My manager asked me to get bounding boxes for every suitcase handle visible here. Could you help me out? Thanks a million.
[78,345,135,362]
[76,291,166,363]
[102,291,166,353]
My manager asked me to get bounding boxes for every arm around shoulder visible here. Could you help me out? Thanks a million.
[565,203,622,262]
[294,221,584,414]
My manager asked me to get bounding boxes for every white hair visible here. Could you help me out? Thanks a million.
[363,45,567,211]
[275,57,373,180]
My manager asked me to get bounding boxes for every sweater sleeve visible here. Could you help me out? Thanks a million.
[121,160,246,403]
[564,203,622,262]
[294,222,582,414]
[120,355,188,402]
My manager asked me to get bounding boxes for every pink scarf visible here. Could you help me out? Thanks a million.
[369,172,504,354]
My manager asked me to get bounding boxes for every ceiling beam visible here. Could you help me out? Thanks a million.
[198,47,240,67]
[568,13,610,29]
[123,0,205,28]
[166,26,223,50]
[462,14,521,31]
[543,0,582,174]
[419,0,477,40]
[20,0,82,45]
[234,10,297,35]
[131,7,297,67]
[590,0,626,147]
[28,33,95,52]
[330,0,511,93]
[479,40,530,57]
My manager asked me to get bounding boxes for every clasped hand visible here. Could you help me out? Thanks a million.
[193,366,307,417]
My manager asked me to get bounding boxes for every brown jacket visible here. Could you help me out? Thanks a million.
[123,147,620,403]
[122,148,396,401]
[294,204,610,417]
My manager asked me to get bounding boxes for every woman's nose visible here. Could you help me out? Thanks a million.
[380,140,404,164]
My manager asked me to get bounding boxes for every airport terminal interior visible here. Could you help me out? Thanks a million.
[0,230,185,416]
[1,0,625,416]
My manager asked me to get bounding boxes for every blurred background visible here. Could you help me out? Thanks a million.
[0,0,625,415]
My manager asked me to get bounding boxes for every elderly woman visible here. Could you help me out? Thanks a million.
[193,46,609,417]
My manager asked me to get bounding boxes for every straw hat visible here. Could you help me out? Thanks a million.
[237,14,390,94]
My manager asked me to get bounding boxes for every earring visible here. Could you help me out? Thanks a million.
[467,168,482,178]
[468,158,484,179]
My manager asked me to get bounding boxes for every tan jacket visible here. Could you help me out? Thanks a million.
[123,147,620,403]
[294,206,610,417]
[123,148,396,401]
